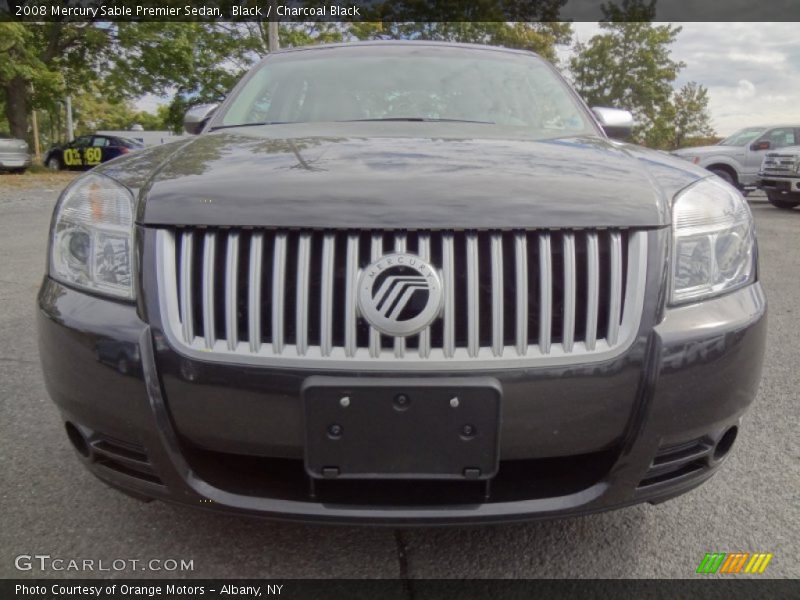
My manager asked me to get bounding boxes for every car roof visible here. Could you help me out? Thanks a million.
[267,40,539,59]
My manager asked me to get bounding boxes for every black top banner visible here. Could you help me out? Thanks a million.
[2,0,799,22]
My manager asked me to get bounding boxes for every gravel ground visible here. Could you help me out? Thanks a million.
[0,173,797,580]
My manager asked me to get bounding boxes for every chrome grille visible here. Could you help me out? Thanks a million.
[761,153,798,176]
[156,228,647,370]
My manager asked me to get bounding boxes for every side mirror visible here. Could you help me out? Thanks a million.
[183,103,219,135]
[592,107,634,140]
[750,140,771,151]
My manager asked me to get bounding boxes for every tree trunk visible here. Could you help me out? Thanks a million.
[4,76,29,141]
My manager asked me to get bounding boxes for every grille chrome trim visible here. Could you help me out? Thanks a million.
[761,154,798,176]
[562,233,576,353]
[539,233,552,354]
[201,232,216,350]
[224,232,239,351]
[156,228,649,371]
[271,233,287,354]
[514,232,528,356]
[248,233,263,353]
[585,232,599,351]
[178,231,194,343]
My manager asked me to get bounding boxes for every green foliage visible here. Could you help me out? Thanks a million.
[71,85,167,134]
[671,81,714,149]
[569,1,685,146]
[349,21,572,62]
[0,22,111,140]
[3,17,575,142]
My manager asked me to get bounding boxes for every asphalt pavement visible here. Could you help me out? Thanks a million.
[0,173,797,579]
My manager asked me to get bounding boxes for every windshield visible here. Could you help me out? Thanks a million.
[216,45,596,138]
[718,127,765,146]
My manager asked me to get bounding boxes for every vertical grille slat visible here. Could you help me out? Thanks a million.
[319,233,335,357]
[179,232,194,343]
[514,232,528,356]
[585,232,599,351]
[344,234,359,357]
[608,232,623,346]
[271,233,287,354]
[418,234,432,358]
[158,227,646,366]
[368,234,383,358]
[466,233,480,358]
[394,233,407,358]
[202,232,217,350]
[442,234,456,358]
[296,233,311,356]
[225,233,240,351]
[248,233,263,353]
[538,233,552,354]
[490,233,504,357]
[562,233,576,353]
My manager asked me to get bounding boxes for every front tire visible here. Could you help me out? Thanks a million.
[46,156,61,171]
[767,192,800,210]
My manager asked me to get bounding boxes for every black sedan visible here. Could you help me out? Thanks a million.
[44,134,144,170]
[37,42,765,525]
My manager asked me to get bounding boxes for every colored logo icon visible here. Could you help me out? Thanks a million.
[696,552,773,574]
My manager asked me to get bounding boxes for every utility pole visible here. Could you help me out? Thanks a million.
[267,1,279,52]
[65,95,74,142]
[31,107,41,162]
[30,84,41,162]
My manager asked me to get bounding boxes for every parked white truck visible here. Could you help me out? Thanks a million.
[758,146,800,210]
[672,125,800,191]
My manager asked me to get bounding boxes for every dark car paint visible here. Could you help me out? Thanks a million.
[95,124,709,229]
[37,272,766,524]
[37,42,766,524]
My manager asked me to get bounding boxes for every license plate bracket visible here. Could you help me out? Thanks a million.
[302,376,502,480]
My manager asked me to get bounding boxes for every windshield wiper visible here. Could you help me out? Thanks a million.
[340,117,495,124]
[210,121,294,130]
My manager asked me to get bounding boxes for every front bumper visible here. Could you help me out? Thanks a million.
[37,269,767,524]
[758,175,800,194]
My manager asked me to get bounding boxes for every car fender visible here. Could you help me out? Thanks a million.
[697,154,743,176]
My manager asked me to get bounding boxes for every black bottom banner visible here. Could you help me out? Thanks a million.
[3,579,800,600]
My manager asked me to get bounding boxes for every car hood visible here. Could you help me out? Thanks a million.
[672,145,735,156]
[97,123,708,229]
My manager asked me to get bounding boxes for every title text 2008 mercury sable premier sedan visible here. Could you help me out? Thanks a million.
[37,42,766,524]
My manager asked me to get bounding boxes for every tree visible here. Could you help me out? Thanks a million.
[0,22,109,140]
[2,16,575,142]
[671,81,714,149]
[350,22,572,63]
[569,0,684,145]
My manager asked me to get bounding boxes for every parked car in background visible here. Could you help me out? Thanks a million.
[44,134,144,171]
[672,125,800,190]
[0,132,31,174]
[758,146,800,210]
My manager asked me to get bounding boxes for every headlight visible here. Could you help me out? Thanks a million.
[671,178,755,304]
[50,173,135,299]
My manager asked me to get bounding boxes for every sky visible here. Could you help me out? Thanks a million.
[135,22,799,137]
